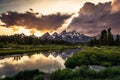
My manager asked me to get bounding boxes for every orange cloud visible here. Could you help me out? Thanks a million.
[0,11,72,34]
[30,28,37,34]
[112,0,120,13]
[11,26,19,32]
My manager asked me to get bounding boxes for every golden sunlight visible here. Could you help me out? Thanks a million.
[11,26,19,32]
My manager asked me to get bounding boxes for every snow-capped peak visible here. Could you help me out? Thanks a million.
[40,30,92,43]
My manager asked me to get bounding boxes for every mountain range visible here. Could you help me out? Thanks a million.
[40,30,92,43]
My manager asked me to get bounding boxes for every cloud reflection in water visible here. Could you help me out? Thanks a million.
[0,53,65,77]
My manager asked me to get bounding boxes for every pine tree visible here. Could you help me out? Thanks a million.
[107,28,114,45]
[100,29,107,45]
[115,35,120,46]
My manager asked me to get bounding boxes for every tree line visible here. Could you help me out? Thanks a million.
[0,33,70,47]
[89,28,120,46]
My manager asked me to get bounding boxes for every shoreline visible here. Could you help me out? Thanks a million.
[0,45,79,56]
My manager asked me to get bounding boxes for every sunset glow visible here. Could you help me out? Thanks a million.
[0,1,120,79]
[0,0,120,36]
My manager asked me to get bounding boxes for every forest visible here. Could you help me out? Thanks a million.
[0,33,71,47]
[89,28,120,46]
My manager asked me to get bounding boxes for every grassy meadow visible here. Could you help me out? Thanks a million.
[65,46,120,68]
[0,44,78,55]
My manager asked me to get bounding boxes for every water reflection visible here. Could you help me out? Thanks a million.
[0,48,80,77]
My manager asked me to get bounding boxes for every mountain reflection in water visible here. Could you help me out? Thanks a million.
[0,48,80,77]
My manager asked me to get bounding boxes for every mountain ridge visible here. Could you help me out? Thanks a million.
[41,30,92,43]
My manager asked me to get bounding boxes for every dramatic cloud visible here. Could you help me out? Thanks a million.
[112,0,120,13]
[0,11,72,33]
[67,1,120,36]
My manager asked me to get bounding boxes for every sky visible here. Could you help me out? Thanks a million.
[0,0,120,36]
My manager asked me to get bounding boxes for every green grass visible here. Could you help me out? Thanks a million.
[0,62,120,80]
[1,66,120,80]
[65,46,120,68]
[51,66,120,80]
[0,44,78,55]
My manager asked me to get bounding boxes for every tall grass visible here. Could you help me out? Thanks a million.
[65,46,120,68]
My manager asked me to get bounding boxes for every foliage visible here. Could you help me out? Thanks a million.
[51,66,120,80]
[89,28,120,46]
[100,29,108,45]
[65,46,120,68]
[33,75,44,80]
[0,41,4,48]
[1,66,120,80]
[115,35,120,46]
[0,44,78,55]
[0,70,45,80]
[0,34,71,45]
[0,46,120,80]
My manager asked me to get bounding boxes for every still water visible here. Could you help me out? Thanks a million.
[0,48,80,77]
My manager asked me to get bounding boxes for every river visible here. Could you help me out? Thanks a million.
[0,48,80,77]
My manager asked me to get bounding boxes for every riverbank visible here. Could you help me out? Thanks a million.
[52,46,120,80]
[65,46,120,68]
[1,65,120,80]
[0,46,120,80]
[0,45,79,56]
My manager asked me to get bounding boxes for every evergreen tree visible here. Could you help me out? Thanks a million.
[89,39,94,46]
[100,29,107,45]
[107,28,114,45]
[115,35,120,46]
